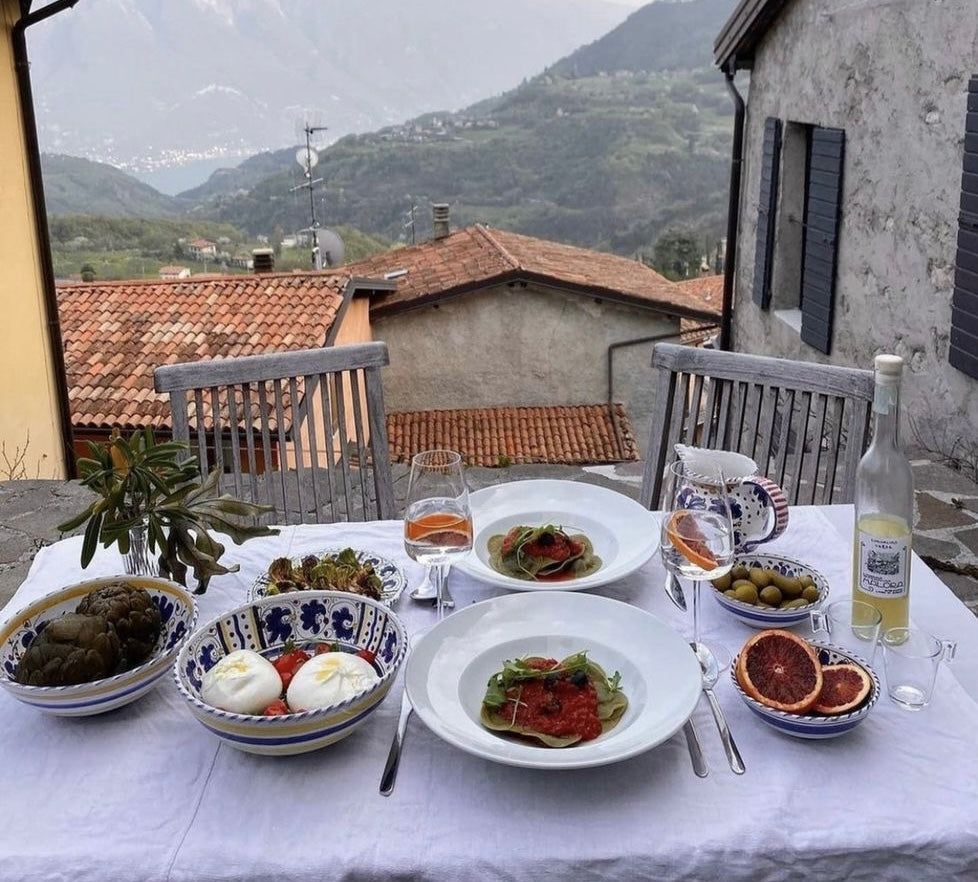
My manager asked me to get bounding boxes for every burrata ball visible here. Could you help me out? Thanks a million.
[286,652,379,711]
[201,649,282,714]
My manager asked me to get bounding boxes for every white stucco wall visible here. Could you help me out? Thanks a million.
[373,281,682,456]
[732,0,978,450]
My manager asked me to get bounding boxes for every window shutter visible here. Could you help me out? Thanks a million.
[950,76,978,379]
[752,117,782,308]
[800,127,845,354]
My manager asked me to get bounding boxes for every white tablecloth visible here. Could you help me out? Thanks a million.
[2,505,977,882]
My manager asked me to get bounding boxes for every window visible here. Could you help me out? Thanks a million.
[951,76,978,379]
[752,119,845,355]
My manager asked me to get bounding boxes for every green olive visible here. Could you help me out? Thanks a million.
[724,589,738,598]
[799,574,815,588]
[779,598,809,610]
[733,583,759,605]
[748,567,773,588]
[759,585,783,606]
[713,572,733,592]
[771,572,804,597]
[731,565,750,581]
[801,585,820,603]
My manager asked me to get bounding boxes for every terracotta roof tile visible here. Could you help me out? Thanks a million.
[59,271,351,430]
[349,225,722,321]
[386,404,638,467]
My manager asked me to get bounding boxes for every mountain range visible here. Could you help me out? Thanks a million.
[27,0,637,175]
[40,0,739,263]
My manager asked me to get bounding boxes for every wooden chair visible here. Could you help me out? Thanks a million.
[153,342,396,525]
[640,343,876,509]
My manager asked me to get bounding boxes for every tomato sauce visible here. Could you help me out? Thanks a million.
[501,528,582,562]
[500,657,603,741]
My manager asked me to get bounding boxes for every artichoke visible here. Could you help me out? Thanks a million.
[15,613,122,687]
[267,557,297,583]
[76,582,162,668]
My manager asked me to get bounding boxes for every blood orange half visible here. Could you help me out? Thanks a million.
[735,629,823,714]
[812,663,872,715]
[667,512,718,571]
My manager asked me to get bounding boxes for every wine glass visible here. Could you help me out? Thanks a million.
[660,459,735,675]
[403,450,473,619]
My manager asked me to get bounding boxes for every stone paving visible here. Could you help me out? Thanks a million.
[1,452,976,615]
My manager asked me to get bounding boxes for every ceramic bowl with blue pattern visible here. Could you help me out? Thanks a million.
[174,590,407,755]
[711,553,829,628]
[248,548,406,606]
[0,575,197,716]
[730,643,880,739]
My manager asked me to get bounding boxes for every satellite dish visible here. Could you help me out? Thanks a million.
[296,147,319,173]
[319,229,345,267]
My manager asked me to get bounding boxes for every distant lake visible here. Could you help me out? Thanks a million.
[131,157,246,196]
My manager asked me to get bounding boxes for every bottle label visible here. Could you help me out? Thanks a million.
[857,530,910,597]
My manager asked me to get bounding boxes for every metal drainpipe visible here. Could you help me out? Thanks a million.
[12,0,80,478]
[606,325,718,456]
[720,62,746,353]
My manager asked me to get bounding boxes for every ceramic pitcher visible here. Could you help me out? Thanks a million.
[675,445,789,552]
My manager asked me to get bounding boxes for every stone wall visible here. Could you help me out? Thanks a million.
[732,0,978,453]
[373,281,681,457]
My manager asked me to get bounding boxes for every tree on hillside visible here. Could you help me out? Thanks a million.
[80,262,96,282]
[652,228,701,281]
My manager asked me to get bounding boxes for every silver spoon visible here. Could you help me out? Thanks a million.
[410,565,454,608]
[697,648,745,775]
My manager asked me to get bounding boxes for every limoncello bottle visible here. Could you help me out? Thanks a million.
[852,354,914,631]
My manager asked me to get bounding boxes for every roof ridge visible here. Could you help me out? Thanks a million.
[473,224,522,271]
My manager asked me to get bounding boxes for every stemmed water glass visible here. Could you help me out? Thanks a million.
[403,450,473,619]
[660,459,735,675]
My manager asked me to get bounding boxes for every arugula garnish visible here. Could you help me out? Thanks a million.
[483,652,596,710]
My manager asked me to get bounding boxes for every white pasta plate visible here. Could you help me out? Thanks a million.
[453,479,660,591]
[404,591,701,770]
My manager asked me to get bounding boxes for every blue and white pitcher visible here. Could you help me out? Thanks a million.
[675,445,789,553]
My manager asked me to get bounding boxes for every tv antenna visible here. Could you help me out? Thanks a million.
[292,121,329,270]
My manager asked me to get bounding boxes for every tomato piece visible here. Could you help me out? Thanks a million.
[355,648,376,664]
[273,649,310,688]
[263,699,290,716]
[315,642,341,655]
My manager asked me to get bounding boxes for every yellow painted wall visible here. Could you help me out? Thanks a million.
[0,1,66,479]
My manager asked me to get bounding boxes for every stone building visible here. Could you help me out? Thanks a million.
[715,0,978,451]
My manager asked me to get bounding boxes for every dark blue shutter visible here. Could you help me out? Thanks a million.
[950,77,978,379]
[800,127,845,354]
[752,117,782,308]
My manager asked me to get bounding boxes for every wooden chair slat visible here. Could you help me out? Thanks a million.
[154,343,395,525]
[641,343,874,509]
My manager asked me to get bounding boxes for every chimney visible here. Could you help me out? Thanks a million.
[252,248,274,274]
[432,203,451,240]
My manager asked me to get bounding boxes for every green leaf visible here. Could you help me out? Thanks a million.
[80,512,103,568]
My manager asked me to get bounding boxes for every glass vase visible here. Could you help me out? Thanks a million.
[122,522,159,577]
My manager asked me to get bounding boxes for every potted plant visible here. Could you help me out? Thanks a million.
[58,428,278,593]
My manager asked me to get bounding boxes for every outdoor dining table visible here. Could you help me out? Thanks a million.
[1,501,976,882]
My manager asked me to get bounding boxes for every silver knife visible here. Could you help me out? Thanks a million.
[665,573,687,612]
[379,688,413,796]
[683,718,709,778]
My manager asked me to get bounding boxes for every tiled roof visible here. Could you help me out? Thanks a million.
[350,225,721,321]
[59,272,351,430]
[386,404,638,467]
[676,275,723,344]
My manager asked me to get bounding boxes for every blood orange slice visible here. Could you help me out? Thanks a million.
[735,629,823,714]
[812,663,872,715]
[667,512,717,571]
